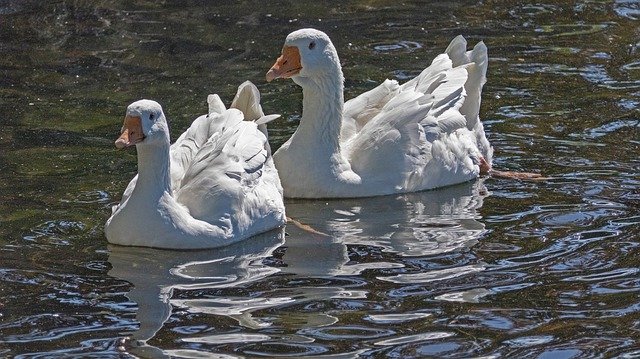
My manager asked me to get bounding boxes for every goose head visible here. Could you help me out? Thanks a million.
[115,99,169,149]
[266,28,342,87]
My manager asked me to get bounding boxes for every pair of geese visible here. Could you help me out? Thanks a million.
[105,28,507,249]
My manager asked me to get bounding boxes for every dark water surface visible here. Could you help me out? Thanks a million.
[1,0,639,357]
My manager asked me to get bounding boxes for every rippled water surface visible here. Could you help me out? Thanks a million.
[1,0,639,357]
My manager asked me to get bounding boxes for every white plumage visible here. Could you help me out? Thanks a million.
[105,81,286,249]
[266,29,493,198]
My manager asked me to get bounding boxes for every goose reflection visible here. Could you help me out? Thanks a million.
[107,181,488,355]
[282,180,488,277]
[153,182,486,333]
[107,229,284,347]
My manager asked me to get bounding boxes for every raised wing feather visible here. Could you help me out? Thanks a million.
[445,36,488,129]
[230,80,280,136]
[230,80,263,121]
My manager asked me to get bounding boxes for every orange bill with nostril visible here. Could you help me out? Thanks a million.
[115,115,144,149]
[266,46,302,82]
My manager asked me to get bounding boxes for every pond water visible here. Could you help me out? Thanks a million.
[1,0,639,357]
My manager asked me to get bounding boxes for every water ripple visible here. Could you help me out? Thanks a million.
[510,62,640,89]
[534,23,609,37]
[581,64,640,89]
[242,342,330,357]
[382,337,491,358]
[375,331,454,346]
[563,268,639,282]
[509,4,558,18]
[300,326,395,341]
[448,309,549,333]
[435,288,493,303]
[183,333,271,344]
[582,119,640,140]
[365,312,432,324]
[23,220,87,245]
[373,41,422,53]
[503,335,555,348]
[0,313,131,344]
[59,190,111,204]
[378,264,486,284]
[615,0,640,20]
[508,337,638,358]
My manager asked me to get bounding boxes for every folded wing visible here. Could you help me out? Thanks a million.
[342,36,489,191]
[174,82,283,230]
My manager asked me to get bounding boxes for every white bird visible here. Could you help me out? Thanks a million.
[105,81,286,249]
[266,28,495,198]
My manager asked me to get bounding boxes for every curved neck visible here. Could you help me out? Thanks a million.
[134,142,172,197]
[292,71,344,154]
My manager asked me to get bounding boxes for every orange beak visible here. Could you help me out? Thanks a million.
[266,46,302,82]
[115,115,144,149]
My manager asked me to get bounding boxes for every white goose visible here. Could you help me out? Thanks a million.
[266,28,496,198]
[105,82,286,249]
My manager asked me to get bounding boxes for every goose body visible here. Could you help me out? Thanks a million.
[105,82,286,249]
[267,29,493,198]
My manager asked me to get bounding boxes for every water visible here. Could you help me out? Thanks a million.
[0,0,638,357]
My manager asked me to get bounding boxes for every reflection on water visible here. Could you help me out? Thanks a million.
[1,0,639,357]
[284,180,487,277]
[107,229,283,346]
[241,183,486,357]
[111,181,487,357]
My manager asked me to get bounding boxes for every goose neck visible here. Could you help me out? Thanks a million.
[134,143,172,196]
[296,74,344,151]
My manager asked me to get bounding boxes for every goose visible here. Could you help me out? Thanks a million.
[105,81,286,249]
[266,28,534,198]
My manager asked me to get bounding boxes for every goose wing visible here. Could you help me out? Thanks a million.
[174,81,283,229]
[174,109,282,226]
[343,42,483,190]
[341,79,400,142]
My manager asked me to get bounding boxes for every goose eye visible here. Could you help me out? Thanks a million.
[308,41,316,50]
[149,113,155,120]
